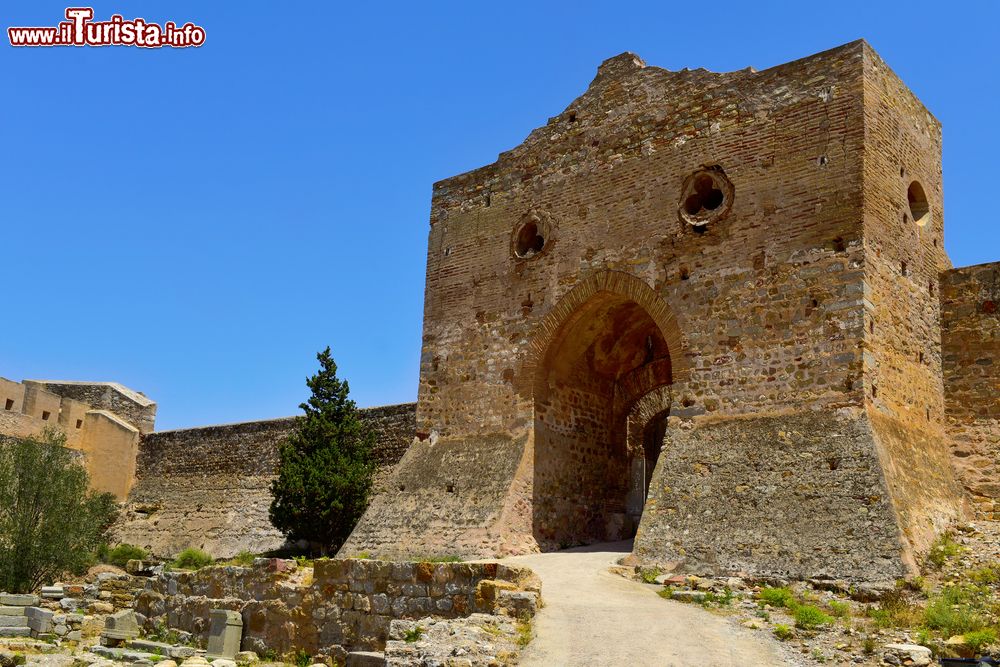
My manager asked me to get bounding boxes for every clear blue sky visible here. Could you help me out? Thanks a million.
[2,1,998,429]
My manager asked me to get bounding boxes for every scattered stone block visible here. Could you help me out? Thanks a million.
[40,587,64,600]
[0,595,38,607]
[126,640,174,654]
[100,610,140,646]
[58,599,80,612]
[206,610,242,660]
[210,660,236,667]
[169,646,197,660]
[24,607,53,635]
[345,652,385,667]
[89,602,114,615]
[233,652,258,664]
[883,643,932,667]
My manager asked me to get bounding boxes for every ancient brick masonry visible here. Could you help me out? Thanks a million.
[343,40,981,582]
[942,262,1000,519]
[114,403,416,558]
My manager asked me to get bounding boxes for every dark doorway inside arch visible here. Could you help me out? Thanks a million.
[532,290,672,550]
[641,412,669,501]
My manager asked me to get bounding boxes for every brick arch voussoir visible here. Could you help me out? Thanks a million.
[520,270,690,400]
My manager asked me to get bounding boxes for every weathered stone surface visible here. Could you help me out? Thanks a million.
[206,609,242,659]
[345,652,384,667]
[339,41,968,580]
[0,628,31,638]
[114,404,416,558]
[883,643,932,666]
[135,559,539,656]
[0,596,38,607]
[942,262,1000,521]
[101,610,140,641]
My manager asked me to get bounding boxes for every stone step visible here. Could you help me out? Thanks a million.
[0,627,32,638]
[0,607,26,616]
[0,616,28,627]
[89,645,157,662]
[0,595,39,607]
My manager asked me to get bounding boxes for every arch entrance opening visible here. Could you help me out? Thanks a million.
[532,290,673,549]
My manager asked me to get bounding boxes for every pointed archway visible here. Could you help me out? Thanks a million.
[527,271,686,549]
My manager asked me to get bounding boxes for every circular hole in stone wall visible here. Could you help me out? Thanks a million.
[511,211,553,260]
[907,181,930,227]
[515,221,545,257]
[678,167,734,229]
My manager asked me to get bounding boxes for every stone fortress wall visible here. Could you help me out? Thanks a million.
[1,41,997,583]
[114,403,416,558]
[343,40,980,581]
[941,262,1000,519]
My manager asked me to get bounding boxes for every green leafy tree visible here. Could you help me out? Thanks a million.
[269,347,376,555]
[0,429,119,593]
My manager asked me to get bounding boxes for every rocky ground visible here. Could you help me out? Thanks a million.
[620,520,1000,666]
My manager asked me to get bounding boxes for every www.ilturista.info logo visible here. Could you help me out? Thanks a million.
[8,8,205,48]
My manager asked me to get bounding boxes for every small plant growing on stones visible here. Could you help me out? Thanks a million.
[657,586,674,600]
[927,532,963,569]
[403,626,424,643]
[228,550,255,566]
[757,587,795,609]
[862,636,876,654]
[287,649,311,667]
[793,604,832,630]
[515,614,533,648]
[964,628,998,653]
[773,624,793,641]
[172,547,213,570]
[640,567,661,584]
[827,599,851,619]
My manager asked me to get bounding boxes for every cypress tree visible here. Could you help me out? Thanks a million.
[269,347,375,555]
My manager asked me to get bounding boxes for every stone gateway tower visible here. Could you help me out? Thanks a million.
[344,41,968,581]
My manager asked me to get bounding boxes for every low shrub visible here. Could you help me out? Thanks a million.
[773,624,794,641]
[403,626,424,643]
[106,543,148,568]
[172,548,213,570]
[758,587,796,609]
[793,604,832,630]
[827,600,851,619]
[964,628,998,653]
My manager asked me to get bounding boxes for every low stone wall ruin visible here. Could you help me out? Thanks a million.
[134,558,539,658]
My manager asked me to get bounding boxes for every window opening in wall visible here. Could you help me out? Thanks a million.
[831,237,847,253]
[42,410,51,421]
[4,399,13,411]
[901,261,908,277]
[678,166,734,229]
[907,181,930,227]
[76,419,83,429]
[871,385,878,399]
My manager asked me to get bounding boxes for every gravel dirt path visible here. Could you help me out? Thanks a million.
[503,542,800,667]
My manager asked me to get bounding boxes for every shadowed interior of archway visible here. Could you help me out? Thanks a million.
[532,290,672,549]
